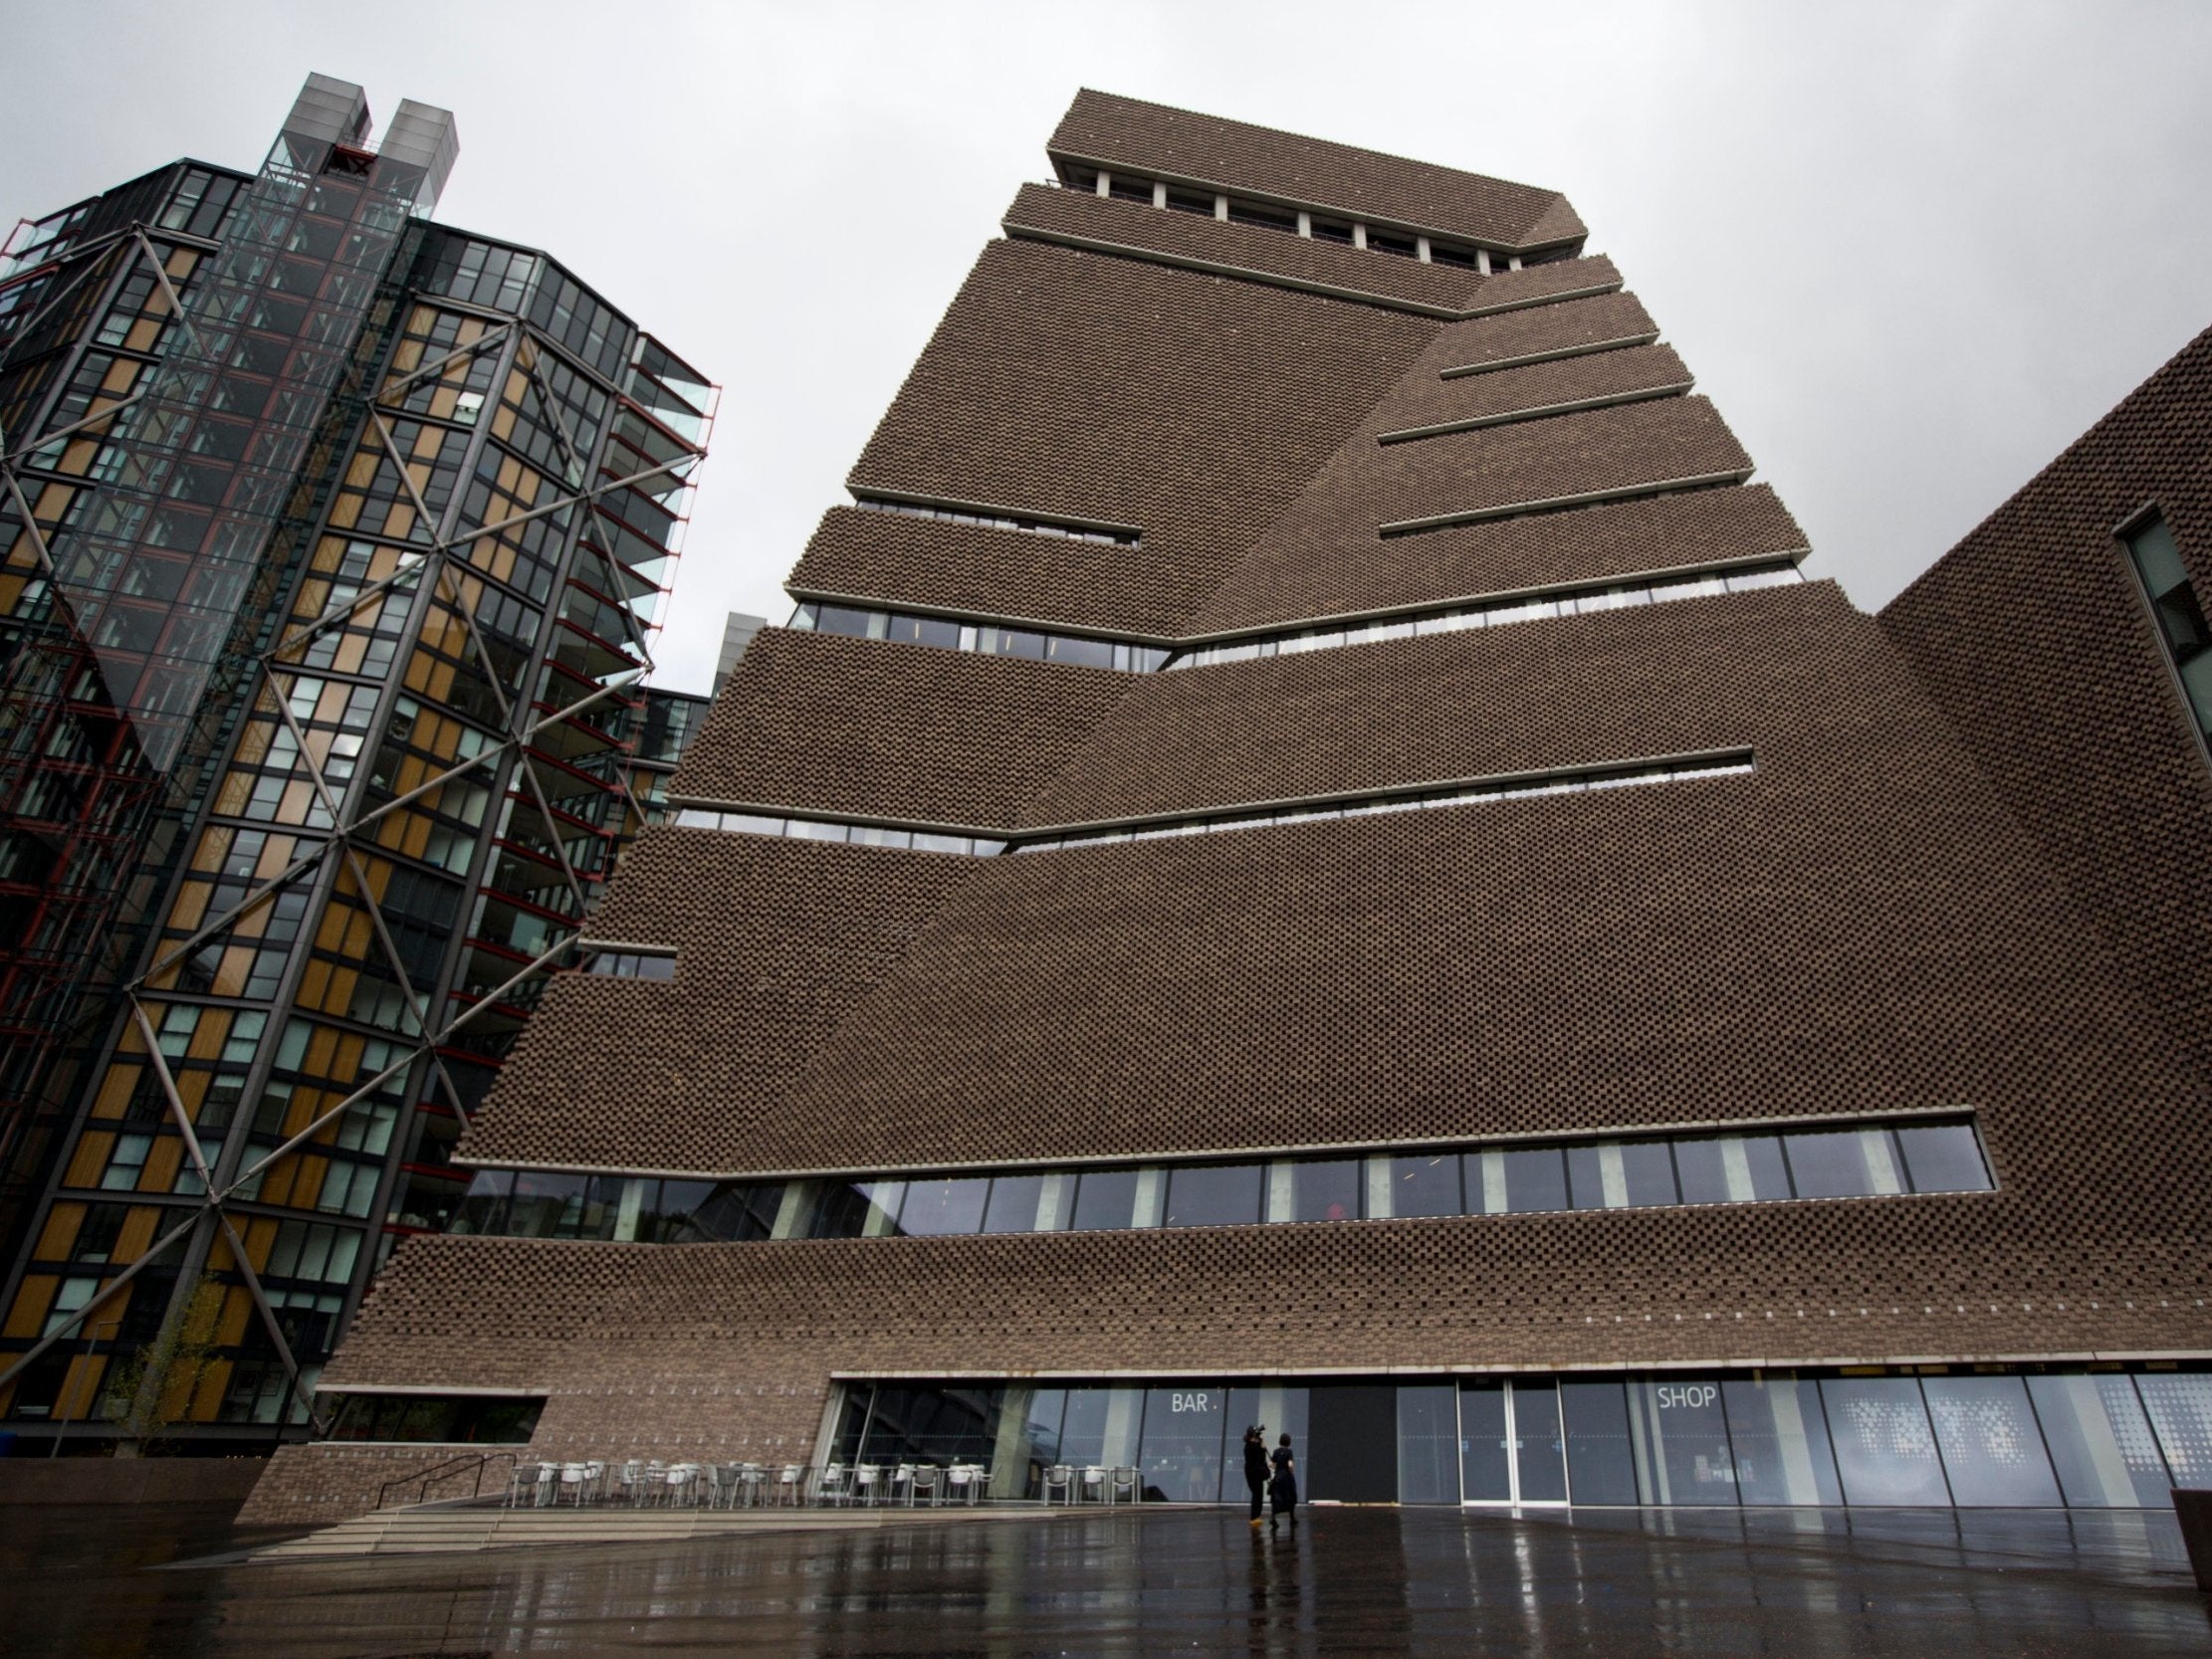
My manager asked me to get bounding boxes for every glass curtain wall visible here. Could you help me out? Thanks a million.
[828,1368,2212,1511]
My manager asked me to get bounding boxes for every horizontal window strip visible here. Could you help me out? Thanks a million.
[1438,331,1661,380]
[1164,562,1803,669]
[776,558,1805,681]
[578,945,675,981]
[1377,381,1694,446]
[448,1114,1993,1245]
[668,749,1756,860]
[1379,473,1751,538]
[1010,751,1754,854]
[1049,162,1585,277]
[787,599,1170,673]
[668,808,1006,858]
[853,494,1142,546]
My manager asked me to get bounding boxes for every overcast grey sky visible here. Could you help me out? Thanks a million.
[5,1,2208,693]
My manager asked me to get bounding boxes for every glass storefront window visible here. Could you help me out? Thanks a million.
[1724,1375,1843,1505]
[857,1382,1005,1466]
[991,1384,1065,1498]
[1630,1378,1737,1505]
[1820,1377,1950,1505]
[1219,1385,1310,1502]
[1922,1375,2062,1507]
[1513,1383,1569,1502]
[1561,1381,1641,1504]
[1138,1384,1229,1501]
[819,1369,2201,1511]
[2134,1372,2212,1486]
[1459,1381,1512,1503]
[1397,1385,1459,1504]
[1059,1386,1143,1469]
[2027,1373,2172,1508]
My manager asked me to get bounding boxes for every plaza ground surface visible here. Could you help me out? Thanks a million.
[6,1499,2212,1656]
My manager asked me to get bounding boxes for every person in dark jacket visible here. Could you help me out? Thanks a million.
[1240,1426,1270,1526]
[1269,1432,1298,1531]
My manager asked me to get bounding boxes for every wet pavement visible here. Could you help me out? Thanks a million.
[6,1500,2212,1656]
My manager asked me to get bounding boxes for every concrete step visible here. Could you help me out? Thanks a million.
[251,1500,1125,1561]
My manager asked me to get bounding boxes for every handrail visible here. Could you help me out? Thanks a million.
[375,1448,519,1510]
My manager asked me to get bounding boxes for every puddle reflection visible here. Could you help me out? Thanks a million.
[6,1503,2211,1656]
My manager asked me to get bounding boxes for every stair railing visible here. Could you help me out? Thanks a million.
[375,1449,519,1510]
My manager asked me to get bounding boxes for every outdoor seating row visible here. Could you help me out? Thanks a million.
[502,1459,1145,1508]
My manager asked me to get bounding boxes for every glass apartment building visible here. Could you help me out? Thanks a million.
[0,76,713,1445]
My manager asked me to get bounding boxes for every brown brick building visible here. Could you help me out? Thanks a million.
[249,93,2212,1523]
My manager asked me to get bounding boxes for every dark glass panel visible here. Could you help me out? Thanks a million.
[1397,1385,1459,1504]
[813,604,875,638]
[1289,1158,1361,1223]
[899,1176,989,1237]
[972,1172,1037,1234]
[1783,1130,1893,1199]
[1389,1152,1462,1218]
[1460,1381,1511,1502]
[859,1383,1006,1466]
[1673,1135,1791,1204]
[1895,1123,1993,1193]
[1164,1163,1262,1228]
[1047,635,1115,669]
[1619,1141,1678,1206]
[1501,1147,1568,1213]
[1070,1168,1141,1231]
[451,1168,513,1234]
[506,1171,592,1238]
[1513,1384,1568,1502]
[1560,1381,1640,1504]
[809,1179,901,1239]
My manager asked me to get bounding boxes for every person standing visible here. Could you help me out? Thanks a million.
[1240,1425,1270,1527]
[1268,1432,1298,1531]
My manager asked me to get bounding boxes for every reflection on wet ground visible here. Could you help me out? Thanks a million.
[7,1500,2212,1656]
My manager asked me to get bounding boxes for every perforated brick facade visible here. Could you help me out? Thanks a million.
[256,96,2212,1527]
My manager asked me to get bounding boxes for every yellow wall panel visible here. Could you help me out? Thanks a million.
[34,1203,83,1262]
[65,1133,114,1189]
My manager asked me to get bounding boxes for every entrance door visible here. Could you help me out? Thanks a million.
[1460,1379,1570,1508]
[1309,1383,1397,1503]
